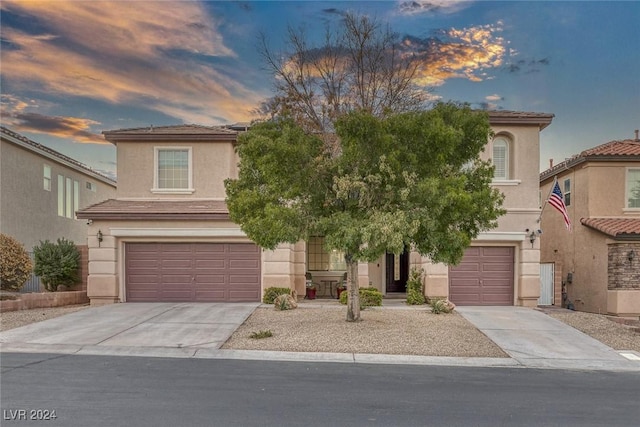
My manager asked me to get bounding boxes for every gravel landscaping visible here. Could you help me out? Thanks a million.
[223,305,508,357]
[0,304,89,332]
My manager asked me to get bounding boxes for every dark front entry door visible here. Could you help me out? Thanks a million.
[386,249,409,293]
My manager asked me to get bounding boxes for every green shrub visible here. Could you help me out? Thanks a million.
[262,287,291,304]
[339,287,383,308]
[0,234,33,291]
[406,268,426,305]
[249,330,273,339]
[33,238,80,292]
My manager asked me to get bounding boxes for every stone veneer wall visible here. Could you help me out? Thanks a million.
[608,243,640,289]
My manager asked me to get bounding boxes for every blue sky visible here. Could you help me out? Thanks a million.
[1,1,638,179]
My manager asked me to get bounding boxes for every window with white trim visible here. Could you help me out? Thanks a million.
[627,168,640,208]
[153,147,192,192]
[492,137,510,180]
[307,236,346,271]
[43,165,51,191]
[563,178,571,206]
[57,175,79,219]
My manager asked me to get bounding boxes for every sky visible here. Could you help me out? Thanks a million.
[1,1,638,180]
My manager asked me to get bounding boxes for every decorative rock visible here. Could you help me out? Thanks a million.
[274,294,298,311]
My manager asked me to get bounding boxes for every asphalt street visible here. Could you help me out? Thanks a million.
[1,353,639,427]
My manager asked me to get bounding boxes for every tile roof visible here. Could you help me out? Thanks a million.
[487,110,554,130]
[1,126,116,185]
[103,124,239,144]
[541,138,640,182]
[580,217,640,239]
[581,139,640,156]
[76,199,229,220]
[104,124,238,135]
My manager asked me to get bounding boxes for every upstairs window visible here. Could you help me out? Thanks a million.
[57,175,79,219]
[154,147,192,192]
[492,137,510,180]
[627,168,640,208]
[43,165,51,191]
[563,178,571,206]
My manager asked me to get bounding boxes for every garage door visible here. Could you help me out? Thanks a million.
[449,246,514,306]
[125,243,261,302]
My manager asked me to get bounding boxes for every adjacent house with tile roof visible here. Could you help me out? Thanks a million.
[78,113,554,307]
[0,126,116,252]
[539,132,640,316]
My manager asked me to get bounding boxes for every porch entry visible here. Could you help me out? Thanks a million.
[386,249,409,293]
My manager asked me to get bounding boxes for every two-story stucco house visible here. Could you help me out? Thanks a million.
[0,126,116,253]
[540,134,640,317]
[78,112,553,307]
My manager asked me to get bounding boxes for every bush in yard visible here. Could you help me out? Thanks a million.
[33,238,80,292]
[0,234,33,291]
[262,287,291,304]
[339,287,382,308]
[406,268,426,305]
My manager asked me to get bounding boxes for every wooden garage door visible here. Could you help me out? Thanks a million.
[449,246,514,306]
[125,243,261,302]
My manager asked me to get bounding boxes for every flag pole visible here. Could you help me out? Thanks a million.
[537,176,557,223]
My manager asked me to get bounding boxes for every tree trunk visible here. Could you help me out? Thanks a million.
[345,255,361,322]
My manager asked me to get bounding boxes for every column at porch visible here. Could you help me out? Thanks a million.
[517,243,541,307]
[292,241,306,298]
[262,243,298,294]
[357,261,369,288]
[421,257,449,301]
[86,224,119,306]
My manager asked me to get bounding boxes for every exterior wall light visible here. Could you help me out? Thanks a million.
[97,230,103,247]
[628,249,636,262]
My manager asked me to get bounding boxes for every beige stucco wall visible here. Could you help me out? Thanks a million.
[0,139,116,251]
[418,124,544,305]
[115,140,236,199]
[540,162,640,315]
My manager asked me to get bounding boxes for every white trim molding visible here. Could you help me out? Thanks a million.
[110,227,247,237]
[475,232,526,242]
[491,179,522,186]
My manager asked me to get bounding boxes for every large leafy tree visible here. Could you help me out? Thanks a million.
[226,103,504,321]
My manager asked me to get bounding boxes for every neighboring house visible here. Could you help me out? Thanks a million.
[0,126,116,251]
[78,113,553,306]
[540,133,640,317]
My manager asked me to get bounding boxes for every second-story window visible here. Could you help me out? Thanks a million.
[43,165,51,191]
[627,168,640,208]
[154,147,192,192]
[492,137,510,180]
[563,178,571,206]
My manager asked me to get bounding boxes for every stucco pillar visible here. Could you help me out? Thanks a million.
[517,244,541,307]
[357,261,369,288]
[422,257,449,301]
[262,243,297,291]
[86,224,119,305]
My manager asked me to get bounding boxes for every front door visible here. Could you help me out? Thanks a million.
[386,249,409,293]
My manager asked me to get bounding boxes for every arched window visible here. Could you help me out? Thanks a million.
[492,137,510,180]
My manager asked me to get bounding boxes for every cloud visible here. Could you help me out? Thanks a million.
[0,1,265,126]
[504,57,551,74]
[397,1,471,15]
[1,95,105,144]
[401,23,507,86]
[485,94,504,102]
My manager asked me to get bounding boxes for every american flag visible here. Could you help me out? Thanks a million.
[548,180,571,230]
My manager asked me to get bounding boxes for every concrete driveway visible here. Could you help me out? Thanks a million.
[457,306,639,370]
[0,302,259,358]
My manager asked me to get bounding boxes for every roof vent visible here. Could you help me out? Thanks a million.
[635,129,639,141]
